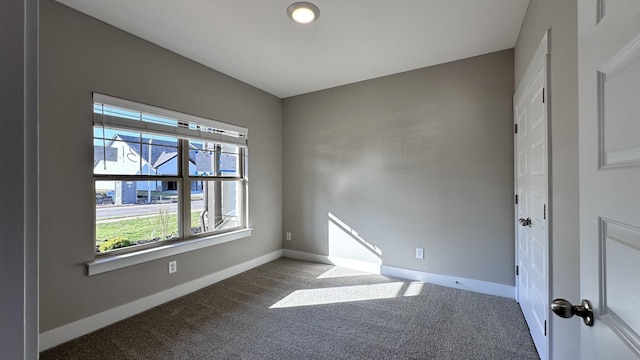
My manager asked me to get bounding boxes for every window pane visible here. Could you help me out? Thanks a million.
[94,103,180,127]
[189,141,241,177]
[191,180,242,235]
[93,127,178,176]
[95,180,179,253]
[94,104,141,121]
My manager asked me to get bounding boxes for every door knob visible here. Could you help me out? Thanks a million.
[551,298,594,326]
[519,218,532,227]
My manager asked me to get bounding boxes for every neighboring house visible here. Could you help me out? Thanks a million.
[94,134,201,203]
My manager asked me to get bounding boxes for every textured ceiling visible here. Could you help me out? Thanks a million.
[55,0,529,98]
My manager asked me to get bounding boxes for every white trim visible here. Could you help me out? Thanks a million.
[283,249,331,264]
[282,249,382,274]
[41,249,283,352]
[381,265,515,299]
[87,228,252,276]
[283,250,514,299]
[328,256,381,274]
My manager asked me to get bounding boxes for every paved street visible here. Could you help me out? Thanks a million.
[96,200,203,220]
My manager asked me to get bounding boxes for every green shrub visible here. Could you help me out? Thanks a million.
[99,237,132,253]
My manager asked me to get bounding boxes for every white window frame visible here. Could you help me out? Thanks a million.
[87,93,251,276]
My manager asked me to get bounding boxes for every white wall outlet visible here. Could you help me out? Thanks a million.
[416,247,424,259]
[168,260,177,274]
[286,232,292,241]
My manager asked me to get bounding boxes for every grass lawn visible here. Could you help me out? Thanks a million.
[96,211,201,244]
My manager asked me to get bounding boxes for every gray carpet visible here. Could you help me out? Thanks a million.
[40,258,540,359]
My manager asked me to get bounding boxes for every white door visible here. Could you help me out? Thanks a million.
[514,32,549,360]
[577,0,640,358]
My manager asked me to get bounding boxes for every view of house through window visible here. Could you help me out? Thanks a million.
[93,94,248,255]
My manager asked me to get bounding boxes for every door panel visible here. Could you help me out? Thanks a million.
[531,142,545,175]
[603,220,640,333]
[531,239,545,276]
[579,0,640,358]
[515,39,549,359]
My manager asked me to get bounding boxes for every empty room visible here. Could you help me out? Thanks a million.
[3,0,640,359]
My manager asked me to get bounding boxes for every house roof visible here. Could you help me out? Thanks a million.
[153,151,179,168]
[115,135,197,168]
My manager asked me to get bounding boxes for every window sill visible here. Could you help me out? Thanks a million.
[86,228,252,276]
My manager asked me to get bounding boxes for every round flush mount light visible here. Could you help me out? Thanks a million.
[287,2,320,24]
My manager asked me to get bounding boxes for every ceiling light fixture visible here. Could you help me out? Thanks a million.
[287,2,320,24]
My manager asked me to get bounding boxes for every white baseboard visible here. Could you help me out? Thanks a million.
[283,249,382,274]
[283,249,330,264]
[39,249,283,352]
[283,249,515,299]
[381,265,515,299]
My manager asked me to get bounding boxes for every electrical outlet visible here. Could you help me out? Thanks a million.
[416,247,424,259]
[168,260,177,274]
[286,232,292,241]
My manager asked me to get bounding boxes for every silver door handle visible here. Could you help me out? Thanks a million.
[551,298,594,326]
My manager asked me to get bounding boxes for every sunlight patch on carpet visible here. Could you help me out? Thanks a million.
[270,281,425,308]
[404,281,424,297]
[316,267,374,279]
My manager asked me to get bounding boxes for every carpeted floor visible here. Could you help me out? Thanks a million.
[40,258,540,359]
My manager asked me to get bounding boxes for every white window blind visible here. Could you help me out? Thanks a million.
[93,93,248,147]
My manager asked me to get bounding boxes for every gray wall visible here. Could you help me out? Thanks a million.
[39,0,282,332]
[0,0,39,358]
[514,1,580,359]
[283,50,515,286]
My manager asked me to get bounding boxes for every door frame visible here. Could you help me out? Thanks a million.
[514,29,551,360]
